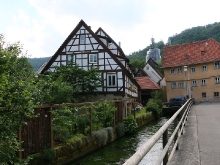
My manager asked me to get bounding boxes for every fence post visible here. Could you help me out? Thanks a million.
[174,117,179,150]
[163,129,168,165]
[89,107,92,136]
[50,106,53,148]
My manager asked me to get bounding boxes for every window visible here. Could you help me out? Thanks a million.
[178,82,184,88]
[214,61,220,69]
[177,68,182,74]
[214,92,219,97]
[202,92,206,98]
[170,69,175,74]
[201,51,207,55]
[201,79,206,86]
[80,35,85,44]
[108,74,116,86]
[89,54,97,63]
[146,66,149,70]
[171,82,176,89]
[68,54,75,63]
[192,80,197,86]
[191,67,196,73]
[215,77,220,84]
[202,65,207,72]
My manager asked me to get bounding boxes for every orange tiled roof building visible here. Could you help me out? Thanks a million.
[162,38,220,102]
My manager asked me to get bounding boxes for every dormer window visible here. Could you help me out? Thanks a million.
[185,55,189,59]
[201,51,207,55]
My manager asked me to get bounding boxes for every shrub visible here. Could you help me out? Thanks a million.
[93,129,108,147]
[116,122,125,137]
[146,99,162,119]
[104,127,114,142]
[123,116,138,134]
[43,148,56,161]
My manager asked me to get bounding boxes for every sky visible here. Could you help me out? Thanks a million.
[1,0,220,58]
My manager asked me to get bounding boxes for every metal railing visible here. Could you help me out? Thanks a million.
[123,98,194,165]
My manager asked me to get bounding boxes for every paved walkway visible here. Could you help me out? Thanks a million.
[170,102,220,165]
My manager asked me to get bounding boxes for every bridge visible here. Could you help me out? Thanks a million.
[123,100,220,165]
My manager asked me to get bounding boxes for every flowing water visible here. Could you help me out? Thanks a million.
[69,116,172,165]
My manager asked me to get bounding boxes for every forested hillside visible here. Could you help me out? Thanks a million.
[168,22,220,45]
[126,22,220,71]
[28,57,51,71]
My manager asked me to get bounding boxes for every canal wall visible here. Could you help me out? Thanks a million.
[28,113,155,165]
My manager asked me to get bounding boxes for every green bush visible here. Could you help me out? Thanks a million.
[104,127,114,142]
[123,116,138,134]
[146,99,162,119]
[116,122,125,137]
[43,148,56,161]
[93,129,108,147]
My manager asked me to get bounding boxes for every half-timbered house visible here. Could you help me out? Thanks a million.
[40,20,140,104]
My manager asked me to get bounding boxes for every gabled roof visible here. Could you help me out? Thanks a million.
[162,38,220,68]
[135,68,148,77]
[95,27,128,60]
[135,76,160,90]
[40,19,139,88]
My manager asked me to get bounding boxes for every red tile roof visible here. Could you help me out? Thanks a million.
[135,76,160,90]
[162,38,220,68]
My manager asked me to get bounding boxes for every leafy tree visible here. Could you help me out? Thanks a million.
[130,60,146,71]
[0,34,37,164]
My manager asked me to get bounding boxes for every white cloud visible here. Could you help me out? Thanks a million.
[2,0,220,57]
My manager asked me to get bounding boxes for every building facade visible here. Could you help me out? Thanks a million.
[162,38,220,103]
[40,20,140,103]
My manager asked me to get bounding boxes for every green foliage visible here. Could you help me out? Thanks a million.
[123,116,138,134]
[116,122,125,137]
[146,90,164,119]
[52,106,79,142]
[104,127,114,142]
[42,148,56,161]
[28,57,51,72]
[130,60,146,71]
[93,129,108,147]
[37,58,102,104]
[0,34,37,164]
[168,22,220,45]
[90,101,117,131]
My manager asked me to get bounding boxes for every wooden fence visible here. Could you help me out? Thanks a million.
[19,99,136,159]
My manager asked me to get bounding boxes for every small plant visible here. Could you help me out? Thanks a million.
[146,99,162,119]
[104,127,114,142]
[116,122,125,137]
[123,116,138,134]
[93,129,108,147]
[43,148,56,161]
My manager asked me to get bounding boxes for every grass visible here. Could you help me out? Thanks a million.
[66,134,85,143]
[135,106,152,118]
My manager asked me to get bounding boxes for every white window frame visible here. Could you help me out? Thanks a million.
[89,54,97,63]
[202,65,207,72]
[177,68,182,74]
[107,74,116,87]
[191,67,196,73]
[170,69,175,74]
[178,82,184,88]
[214,61,220,69]
[215,77,220,84]
[171,82,176,89]
[80,35,85,44]
[192,80,197,86]
[201,79,206,86]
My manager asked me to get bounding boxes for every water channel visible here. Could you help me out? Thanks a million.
[69,116,173,165]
